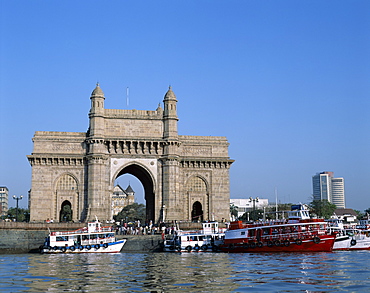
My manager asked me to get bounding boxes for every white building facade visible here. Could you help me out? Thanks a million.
[0,186,9,218]
[312,172,345,208]
[230,198,269,219]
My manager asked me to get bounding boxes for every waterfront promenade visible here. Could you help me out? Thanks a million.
[0,221,226,253]
[0,221,164,253]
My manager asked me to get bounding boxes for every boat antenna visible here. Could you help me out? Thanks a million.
[275,187,278,220]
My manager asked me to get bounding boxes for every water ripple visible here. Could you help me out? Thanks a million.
[0,251,370,292]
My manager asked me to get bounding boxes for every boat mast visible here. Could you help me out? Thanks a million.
[275,187,278,220]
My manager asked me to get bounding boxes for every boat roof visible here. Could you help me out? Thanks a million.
[228,219,327,231]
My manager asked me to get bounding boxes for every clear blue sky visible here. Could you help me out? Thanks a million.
[1,1,369,211]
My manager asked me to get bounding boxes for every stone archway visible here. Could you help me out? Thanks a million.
[28,85,233,223]
[114,162,156,222]
[54,174,79,223]
[191,201,203,222]
[186,175,209,221]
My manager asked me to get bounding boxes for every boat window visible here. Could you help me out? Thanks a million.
[263,228,269,235]
[56,236,68,241]
[90,234,97,240]
[198,236,204,241]
[241,231,245,236]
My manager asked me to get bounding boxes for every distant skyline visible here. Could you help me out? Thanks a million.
[1,1,369,211]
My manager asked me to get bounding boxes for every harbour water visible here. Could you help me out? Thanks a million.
[1,251,369,292]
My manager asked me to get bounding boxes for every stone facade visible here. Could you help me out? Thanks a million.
[111,184,135,216]
[28,85,234,223]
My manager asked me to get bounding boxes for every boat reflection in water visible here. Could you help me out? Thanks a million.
[4,251,370,291]
[24,252,238,292]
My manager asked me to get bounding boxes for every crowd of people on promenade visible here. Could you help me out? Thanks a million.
[115,221,178,236]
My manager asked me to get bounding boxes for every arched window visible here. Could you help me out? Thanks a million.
[188,176,207,192]
[56,174,77,191]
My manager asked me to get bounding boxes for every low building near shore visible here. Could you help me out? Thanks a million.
[230,198,269,220]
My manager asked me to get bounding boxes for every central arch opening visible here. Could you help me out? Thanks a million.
[114,164,155,223]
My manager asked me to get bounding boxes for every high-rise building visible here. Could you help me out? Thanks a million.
[0,186,9,218]
[312,172,345,208]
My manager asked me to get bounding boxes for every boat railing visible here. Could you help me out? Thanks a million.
[51,226,113,236]
[246,230,323,243]
[81,237,115,245]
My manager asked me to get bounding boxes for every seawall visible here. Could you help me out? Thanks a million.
[0,222,163,254]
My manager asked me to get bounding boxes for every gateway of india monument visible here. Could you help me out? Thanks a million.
[27,85,234,223]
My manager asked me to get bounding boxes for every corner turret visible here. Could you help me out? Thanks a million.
[163,86,178,139]
[88,83,105,137]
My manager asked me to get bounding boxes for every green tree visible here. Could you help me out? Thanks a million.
[230,204,239,220]
[308,199,336,219]
[60,205,72,222]
[114,203,146,224]
[7,207,30,222]
[264,203,293,220]
[354,209,364,219]
[239,209,264,221]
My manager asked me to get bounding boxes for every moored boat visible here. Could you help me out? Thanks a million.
[330,228,370,251]
[220,204,336,253]
[163,221,225,252]
[40,219,126,253]
[327,217,370,251]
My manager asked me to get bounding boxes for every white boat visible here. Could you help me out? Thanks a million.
[330,228,370,251]
[327,218,370,251]
[163,222,225,252]
[40,219,126,253]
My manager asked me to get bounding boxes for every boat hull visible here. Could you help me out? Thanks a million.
[163,244,222,253]
[220,236,335,253]
[41,240,126,254]
[333,238,370,251]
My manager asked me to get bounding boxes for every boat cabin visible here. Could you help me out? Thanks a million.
[202,221,219,234]
[287,204,310,222]
[45,221,115,249]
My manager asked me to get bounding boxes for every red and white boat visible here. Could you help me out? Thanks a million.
[220,204,336,253]
[40,219,126,253]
